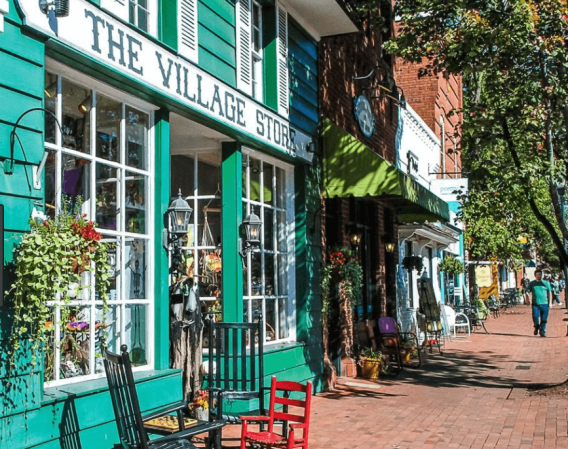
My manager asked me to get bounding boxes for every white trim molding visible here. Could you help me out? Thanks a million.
[0,0,8,33]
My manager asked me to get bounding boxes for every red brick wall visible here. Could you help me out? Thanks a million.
[394,58,464,178]
[319,28,398,164]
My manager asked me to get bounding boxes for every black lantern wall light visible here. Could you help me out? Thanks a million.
[162,190,193,270]
[239,208,262,260]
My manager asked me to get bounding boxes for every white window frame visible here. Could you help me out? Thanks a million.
[43,59,157,387]
[100,0,158,36]
[251,0,263,102]
[242,149,296,345]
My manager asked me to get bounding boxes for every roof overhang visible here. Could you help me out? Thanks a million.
[281,0,359,40]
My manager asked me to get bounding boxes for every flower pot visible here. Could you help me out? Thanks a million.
[360,357,382,379]
[194,406,209,421]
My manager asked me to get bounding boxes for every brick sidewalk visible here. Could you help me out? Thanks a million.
[215,304,568,448]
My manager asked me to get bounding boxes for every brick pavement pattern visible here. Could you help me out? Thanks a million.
[211,305,568,448]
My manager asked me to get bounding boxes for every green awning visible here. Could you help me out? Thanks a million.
[322,119,450,223]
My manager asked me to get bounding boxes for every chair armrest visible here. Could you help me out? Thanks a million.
[289,423,307,430]
[142,400,188,421]
[240,416,270,422]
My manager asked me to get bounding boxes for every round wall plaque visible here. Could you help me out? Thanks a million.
[354,95,375,138]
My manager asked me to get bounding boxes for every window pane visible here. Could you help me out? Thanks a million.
[95,305,120,372]
[265,253,275,296]
[125,171,147,234]
[61,78,90,153]
[266,299,276,342]
[263,163,273,205]
[251,252,262,296]
[263,208,274,251]
[277,211,287,252]
[276,167,287,208]
[278,254,288,296]
[96,164,119,230]
[60,306,94,379]
[126,304,148,367]
[96,94,121,162]
[96,236,119,301]
[278,299,289,339]
[126,106,148,170]
[44,150,56,219]
[125,238,147,299]
[62,154,91,208]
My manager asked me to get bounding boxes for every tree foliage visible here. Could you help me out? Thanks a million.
[383,0,568,268]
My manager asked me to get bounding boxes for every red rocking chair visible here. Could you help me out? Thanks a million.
[239,376,313,449]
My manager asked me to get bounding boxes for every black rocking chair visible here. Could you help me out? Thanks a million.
[104,345,225,449]
[206,319,265,424]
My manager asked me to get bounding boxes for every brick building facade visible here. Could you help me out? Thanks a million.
[395,59,463,178]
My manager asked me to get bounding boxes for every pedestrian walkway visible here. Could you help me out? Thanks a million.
[216,304,568,448]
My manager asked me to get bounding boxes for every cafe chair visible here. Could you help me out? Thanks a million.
[239,376,312,449]
[104,345,225,449]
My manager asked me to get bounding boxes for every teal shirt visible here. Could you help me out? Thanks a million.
[529,280,552,305]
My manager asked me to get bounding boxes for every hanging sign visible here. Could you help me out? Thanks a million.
[15,0,315,161]
[353,95,375,138]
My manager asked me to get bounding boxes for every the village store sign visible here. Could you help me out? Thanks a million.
[16,0,310,160]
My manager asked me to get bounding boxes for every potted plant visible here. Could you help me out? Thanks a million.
[402,256,423,273]
[358,347,386,379]
[7,200,112,369]
[438,256,465,275]
[190,390,209,421]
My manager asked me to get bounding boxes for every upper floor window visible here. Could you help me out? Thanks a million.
[100,0,157,36]
[129,0,149,32]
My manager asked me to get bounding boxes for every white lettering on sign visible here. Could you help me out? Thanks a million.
[15,0,311,159]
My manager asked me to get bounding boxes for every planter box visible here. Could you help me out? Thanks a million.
[360,358,382,379]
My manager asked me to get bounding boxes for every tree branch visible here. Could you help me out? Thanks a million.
[502,117,568,266]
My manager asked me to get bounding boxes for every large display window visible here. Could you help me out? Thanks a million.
[242,151,295,343]
[43,62,155,385]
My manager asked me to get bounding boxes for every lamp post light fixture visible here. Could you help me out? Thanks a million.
[162,189,193,251]
[350,232,362,248]
[385,241,396,254]
[239,209,262,259]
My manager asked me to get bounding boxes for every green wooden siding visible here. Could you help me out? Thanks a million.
[288,18,318,137]
[1,370,183,449]
[198,0,236,86]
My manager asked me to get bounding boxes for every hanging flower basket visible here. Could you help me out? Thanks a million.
[438,256,465,275]
[402,256,423,273]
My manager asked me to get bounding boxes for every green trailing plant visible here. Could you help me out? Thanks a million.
[402,256,423,273]
[7,200,112,369]
[358,346,384,362]
[438,256,465,276]
[321,248,363,319]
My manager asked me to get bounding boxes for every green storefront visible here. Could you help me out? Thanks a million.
[0,0,357,447]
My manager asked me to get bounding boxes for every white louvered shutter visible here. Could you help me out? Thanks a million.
[178,0,199,63]
[276,6,289,117]
[236,0,253,96]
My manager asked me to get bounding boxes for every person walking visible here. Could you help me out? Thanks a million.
[529,269,552,337]
[551,275,562,306]
[522,275,531,305]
